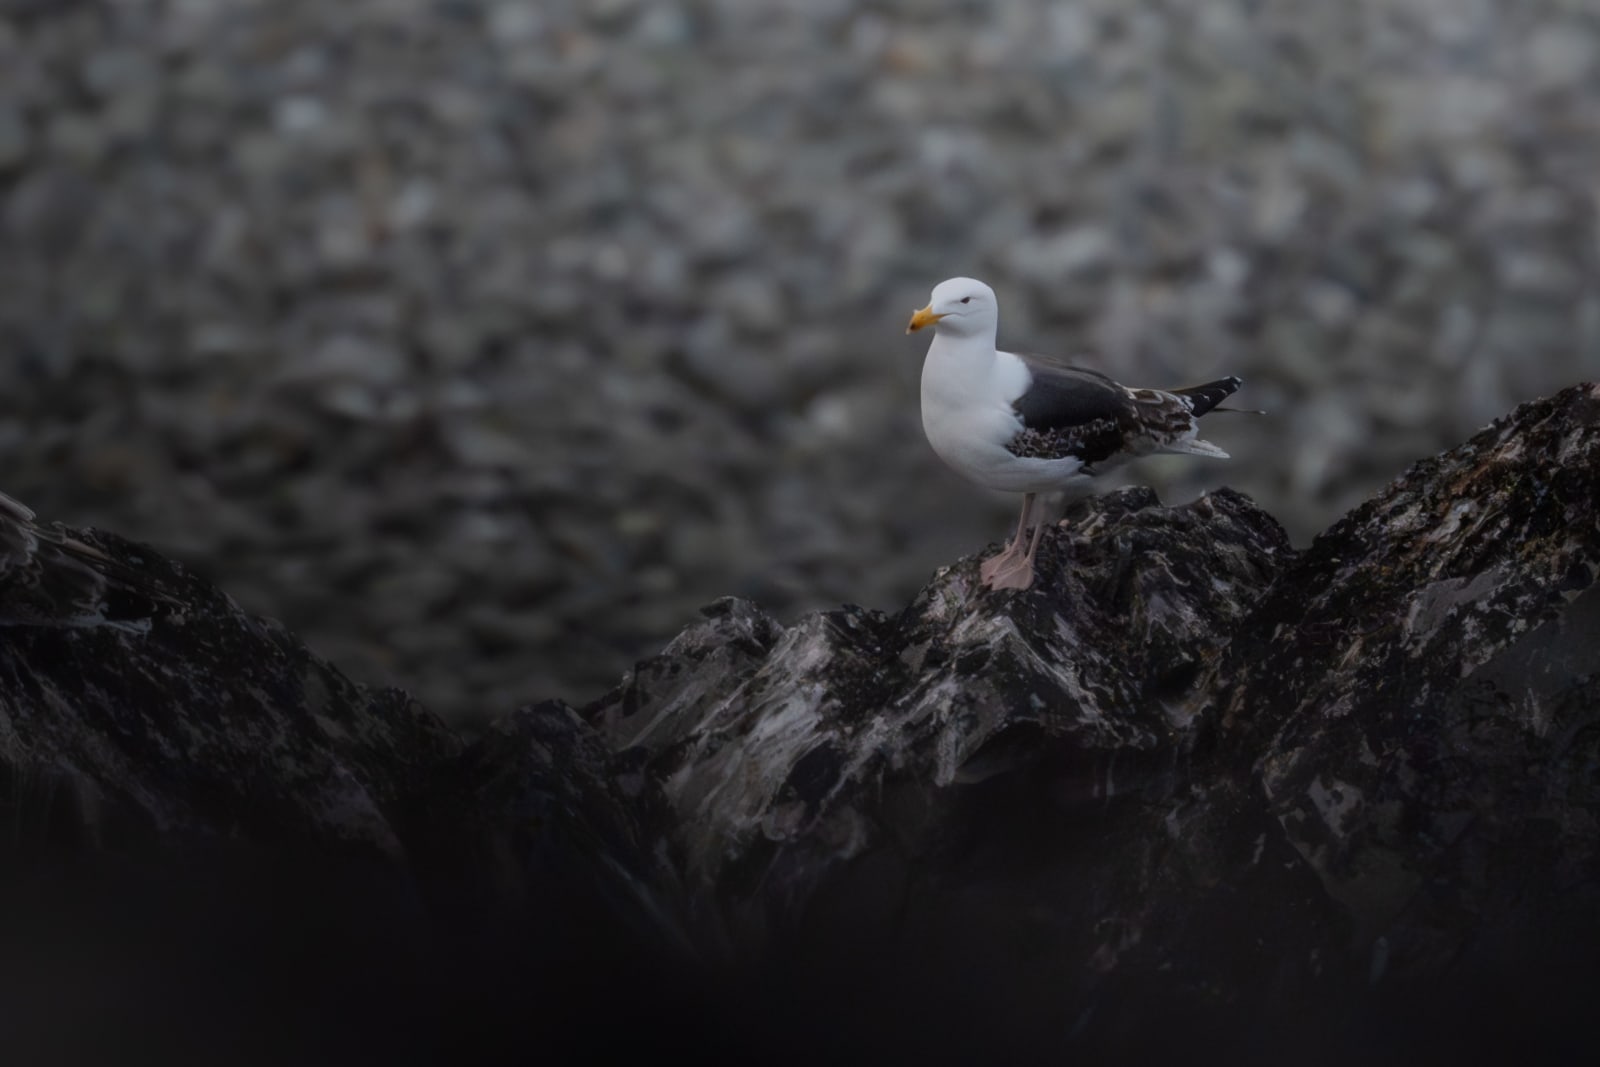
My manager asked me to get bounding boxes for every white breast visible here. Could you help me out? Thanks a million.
[919,340,1087,491]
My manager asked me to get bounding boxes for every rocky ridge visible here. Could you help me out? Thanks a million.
[4,384,1600,1063]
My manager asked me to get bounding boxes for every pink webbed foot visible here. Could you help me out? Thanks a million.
[982,510,1049,591]
[979,546,1021,585]
[982,554,1036,590]
[979,493,1038,588]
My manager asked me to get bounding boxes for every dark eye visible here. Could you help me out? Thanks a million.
[960,297,971,304]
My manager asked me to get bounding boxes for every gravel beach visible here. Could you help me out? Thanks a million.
[3,0,1597,723]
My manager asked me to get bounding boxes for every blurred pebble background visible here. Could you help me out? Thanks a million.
[3,0,1598,726]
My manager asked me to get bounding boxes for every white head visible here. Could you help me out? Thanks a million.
[905,277,999,340]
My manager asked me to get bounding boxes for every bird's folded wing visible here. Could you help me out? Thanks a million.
[1005,353,1223,464]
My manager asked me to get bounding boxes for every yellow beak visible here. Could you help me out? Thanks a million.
[906,305,945,334]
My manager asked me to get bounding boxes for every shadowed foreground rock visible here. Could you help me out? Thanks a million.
[5,386,1600,1064]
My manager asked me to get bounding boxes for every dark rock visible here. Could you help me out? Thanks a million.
[0,515,461,863]
[5,385,1600,1064]
[586,486,1291,907]
[1212,382,1600,986]
[0,521,708,1063]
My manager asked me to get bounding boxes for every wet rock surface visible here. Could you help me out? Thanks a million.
[4,385,1600,1063]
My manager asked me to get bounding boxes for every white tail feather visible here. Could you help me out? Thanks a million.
[1163,437,1229,459]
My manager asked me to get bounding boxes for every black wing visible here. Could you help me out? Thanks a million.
[1169,376,1243,416]
[1006,358,1142,466]
[1005,356,1242,466]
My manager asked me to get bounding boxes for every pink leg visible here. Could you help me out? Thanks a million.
[987,517,1048,590]
[980,494,1036,585]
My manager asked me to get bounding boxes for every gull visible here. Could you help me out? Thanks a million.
[908,277,1242,590]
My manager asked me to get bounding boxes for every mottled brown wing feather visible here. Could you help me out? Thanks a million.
[1005,359,1241,466]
